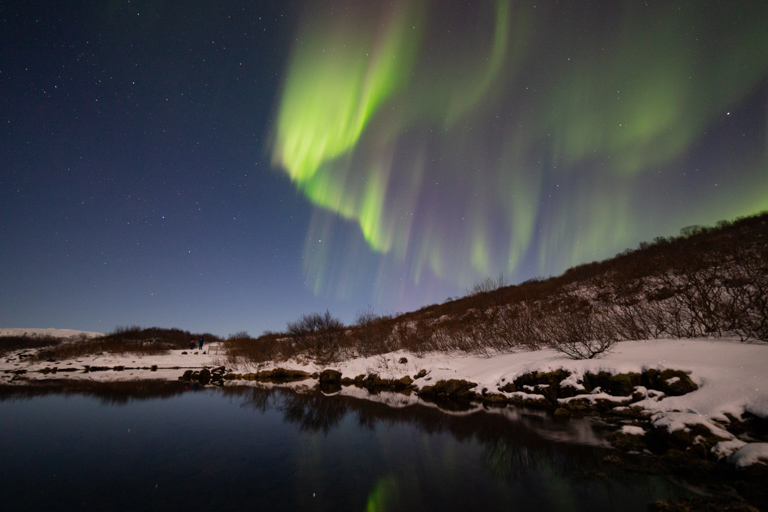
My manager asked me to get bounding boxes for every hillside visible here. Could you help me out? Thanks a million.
[227,211,768,364]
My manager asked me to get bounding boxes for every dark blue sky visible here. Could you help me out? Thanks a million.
[2,1,767,337]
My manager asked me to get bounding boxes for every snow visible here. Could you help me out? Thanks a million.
[620,425,646,436]
[728,443,768,468]
[2,336,767,467]
[651,411,735,441]
[559,391,629,404]
[0,328,103,339]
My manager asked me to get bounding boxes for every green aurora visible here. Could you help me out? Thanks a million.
[272,0,768,302]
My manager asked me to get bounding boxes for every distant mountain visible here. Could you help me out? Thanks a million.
[0,328,103,339]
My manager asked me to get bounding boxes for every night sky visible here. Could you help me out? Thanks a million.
[2,1,766,337]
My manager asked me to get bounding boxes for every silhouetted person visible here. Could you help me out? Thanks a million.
[199,337,204,351]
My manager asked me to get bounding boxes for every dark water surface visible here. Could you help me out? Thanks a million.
[0,383,692,511]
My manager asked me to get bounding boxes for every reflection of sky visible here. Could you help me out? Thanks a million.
[0,389,691,510]
[2,1,765,336]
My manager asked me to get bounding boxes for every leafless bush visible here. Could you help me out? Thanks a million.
[286,310,345,362]
[223,331,291,368]
[0,335,62,356]
[537,296,618,359]
[484,302,544,350]
[467,272,508,296]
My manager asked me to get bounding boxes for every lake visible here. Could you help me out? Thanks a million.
[0,381,693,511]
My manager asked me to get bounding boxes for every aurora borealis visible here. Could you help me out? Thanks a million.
[273,0,768,304]
[1,0,767,335]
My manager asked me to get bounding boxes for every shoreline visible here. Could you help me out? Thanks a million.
[4,338,768,510]
[3,338,767,467]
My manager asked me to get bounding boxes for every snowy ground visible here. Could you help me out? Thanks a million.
[2,332,766,467]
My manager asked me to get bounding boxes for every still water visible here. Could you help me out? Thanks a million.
[0,382,691,511]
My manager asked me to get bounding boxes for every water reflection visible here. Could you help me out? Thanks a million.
[0,379,187,405]
[0,381,692,511]
[225,385,648,492]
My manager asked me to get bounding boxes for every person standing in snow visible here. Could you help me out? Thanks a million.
[190,339,195,350]
[199,337,204,351]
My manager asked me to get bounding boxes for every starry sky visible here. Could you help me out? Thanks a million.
[2,0,767,337]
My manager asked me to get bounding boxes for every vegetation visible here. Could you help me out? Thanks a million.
[223,211,768,363]
[0,335,63,357]
[7,212,765,364]
[30,326,220,361]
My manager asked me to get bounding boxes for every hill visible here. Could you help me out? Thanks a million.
[227,211,768,364]
[0,328,103,339]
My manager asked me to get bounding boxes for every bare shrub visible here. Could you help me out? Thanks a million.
[0,335,62,356]
[540,296,618,359]
[467,272,508,296]
[31,326,220,361]
[223,331,289,368]
[286,310,344,362]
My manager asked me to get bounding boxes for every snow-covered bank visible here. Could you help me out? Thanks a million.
[269,338,766,420]
[230,338,768,466]
[2,337,767,467]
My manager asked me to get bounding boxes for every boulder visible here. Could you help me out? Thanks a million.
[582,371,640,396]
[319,369,342,384]
[642,369,698,396]
[499,382,517,393]
[418,379,477,399]
[482,393,508,407]
[394,375,414,389]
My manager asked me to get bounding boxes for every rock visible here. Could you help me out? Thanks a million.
[414,369,427,379]
[513,370,572,402]
[583,371,640,396]
[507,394,552,409]
[563,398,596,415]
[257,368,310,382]
[558,385,579,398]
[642,369,698,396]
[395,375,413,388]
[398,357,408,364]
[482,393,508,406]
[418,379,477,399]
[606,431,647,451]
[553,408,571,420]
[319,369,342,384]
[499,382,516,393]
